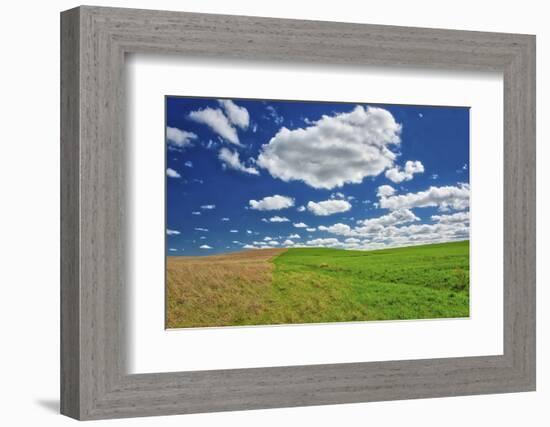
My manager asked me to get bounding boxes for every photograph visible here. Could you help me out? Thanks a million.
[165,97,470,328]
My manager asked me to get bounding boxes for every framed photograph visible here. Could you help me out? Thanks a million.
[61,6,536,420]
[164,96,471,329]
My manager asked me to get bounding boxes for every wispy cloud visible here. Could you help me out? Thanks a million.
[266,105,284,125]
[268,216,290,222]
[188,108,241,145]
[218,100,250,129]
[218,147,259,175]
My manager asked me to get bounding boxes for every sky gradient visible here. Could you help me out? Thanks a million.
[166,96,470,256]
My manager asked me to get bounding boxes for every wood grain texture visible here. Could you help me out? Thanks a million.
[60,7,80,419]
[60,5,536,420]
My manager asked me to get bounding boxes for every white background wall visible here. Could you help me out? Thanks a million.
[0,0,546,425]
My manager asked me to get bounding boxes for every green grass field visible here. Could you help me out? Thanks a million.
[263,240,469,324]
[166,240,469,328]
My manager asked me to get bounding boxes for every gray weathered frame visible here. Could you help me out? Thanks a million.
[60,5,536,420]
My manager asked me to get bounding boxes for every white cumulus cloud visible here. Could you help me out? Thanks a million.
[249,195,294,211]
[377,184,396,198]
[199,244,212,249]
[379,184,470,211]
[218,147,259,175]
[385,160,425,183]
[307,199,352,216]
[166,127,197,148]
[166,168,181,178]
[306,238,341,247]
[201,204,216,210]
[318,223,352,236]
[345,237,361,243]
[431,211,470,224]
[318,209,419,238]
[166,229,180,235]
[293,222,308,228]
[256,106,402,189]
[357,209,419,228]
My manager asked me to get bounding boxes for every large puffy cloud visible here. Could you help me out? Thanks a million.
[249,194,294,211]
[188,107,241,145]
[256,106,402,189]
[166,127,197,148]
[218,148,259,175]
[307,199,352,216]
[385,160,425,183]
[379,184,470,211]
[218,100,250,129]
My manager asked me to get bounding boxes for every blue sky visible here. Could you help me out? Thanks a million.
[166,96,470,256]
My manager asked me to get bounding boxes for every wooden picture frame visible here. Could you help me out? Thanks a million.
[61,5,536,420]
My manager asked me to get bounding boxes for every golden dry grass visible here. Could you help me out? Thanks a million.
[166,249,286,328]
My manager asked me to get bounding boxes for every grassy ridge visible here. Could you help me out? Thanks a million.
[166,241,469,328]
